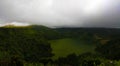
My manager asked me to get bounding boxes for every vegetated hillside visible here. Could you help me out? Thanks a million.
[55,28,120,45]
[51,27,120,59]
[0,25,59,63]
[55,28,120,38]
[31,25,61,40]
[0,25,120,66]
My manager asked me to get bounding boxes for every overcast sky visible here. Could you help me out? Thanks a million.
[0,0,120,27]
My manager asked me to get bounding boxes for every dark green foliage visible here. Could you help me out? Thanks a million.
[54,53,79,66]
[0,55,23,66]
[66,53,79,66]
[31,25,61,40]
[79,52,102,66]
[54,53,102,66]
[55,28,120,39]
[0,26,54,63]
[10,55,23,66]
[96,38,120,60]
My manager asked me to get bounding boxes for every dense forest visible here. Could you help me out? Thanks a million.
[0,25,120,66]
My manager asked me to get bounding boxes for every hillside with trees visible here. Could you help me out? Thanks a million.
[0,25,120,66]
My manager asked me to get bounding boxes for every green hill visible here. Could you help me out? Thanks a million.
[0,25,56,62]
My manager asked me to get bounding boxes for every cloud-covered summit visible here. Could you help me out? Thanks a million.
[0,0,120,27]
[0,22,30,27]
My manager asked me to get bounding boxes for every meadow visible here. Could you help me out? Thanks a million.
[50,38,96,59]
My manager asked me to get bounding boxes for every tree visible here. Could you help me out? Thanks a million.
[10,55,23,66]
[66,53,79,66]
[79,52,102,66]
[54,53,79,66]
[95,39,120,60]
[0,27,54,63]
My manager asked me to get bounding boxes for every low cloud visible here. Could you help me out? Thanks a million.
[0,0,120,27]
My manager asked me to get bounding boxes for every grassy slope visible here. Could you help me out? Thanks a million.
[50,38,96,59]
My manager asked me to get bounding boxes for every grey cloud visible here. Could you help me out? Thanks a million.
[0,0,120,27]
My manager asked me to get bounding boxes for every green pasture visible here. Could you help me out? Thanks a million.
[50,38,96,59]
